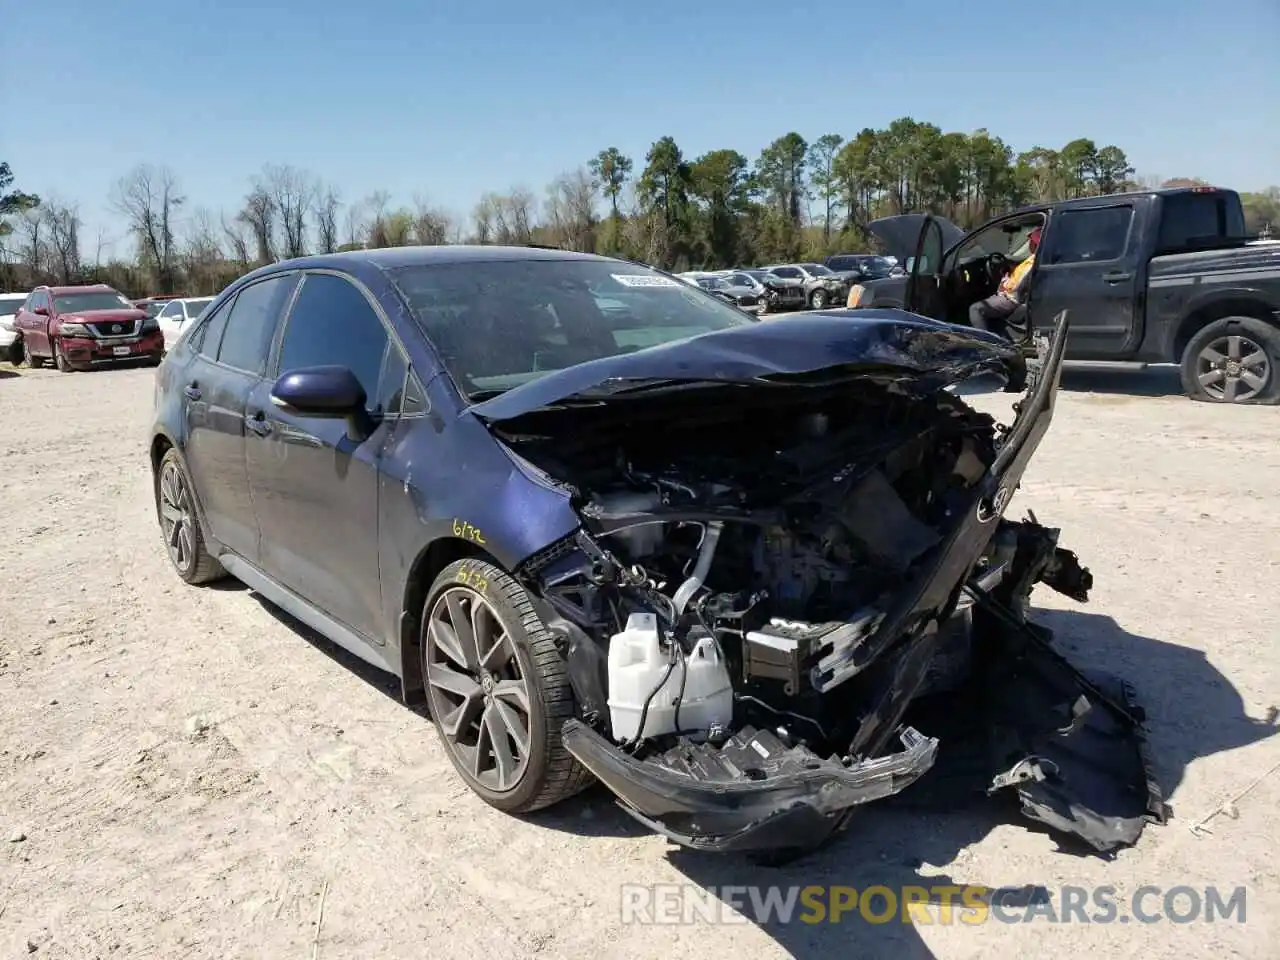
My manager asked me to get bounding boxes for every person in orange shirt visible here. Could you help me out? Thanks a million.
[968,226,1041,336]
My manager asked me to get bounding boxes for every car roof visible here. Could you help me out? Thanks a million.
[274,244,614,273]
[40,284,118,295]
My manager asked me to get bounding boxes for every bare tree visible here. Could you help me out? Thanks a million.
[16,209,46,280]
[411,195,452,245]
[42,198,82,282]
[472,194,496,244]
[261,164,314,258]
[543,169,597,251]
[364,191,392,247]
[110,164,185,290]
[341,202,365,248]
[315,184,341,253]
[221,213,251,265]
[238,185,276,264]
[489,187,536,245]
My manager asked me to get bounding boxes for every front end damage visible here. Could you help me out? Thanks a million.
[484,314,1166,857]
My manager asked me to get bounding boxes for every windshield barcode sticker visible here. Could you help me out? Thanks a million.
[612,274,680,288]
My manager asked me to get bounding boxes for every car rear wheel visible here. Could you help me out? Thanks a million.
[1180,316,1280,405]
[22,340,44,369]
[156,448,226,584]
[422,559,590,813]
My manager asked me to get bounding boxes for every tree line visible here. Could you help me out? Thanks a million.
[1,119,1277,297]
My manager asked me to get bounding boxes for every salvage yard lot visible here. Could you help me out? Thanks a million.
[2,364,1279,959]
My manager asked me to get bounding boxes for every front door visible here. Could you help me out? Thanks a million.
[904,216,947,320]
[1027,202,1142,359]
[245,271,406,643]
[20,291,52,356]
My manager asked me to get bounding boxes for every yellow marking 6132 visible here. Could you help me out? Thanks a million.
[452,518,486,544]
[455,567,489,594]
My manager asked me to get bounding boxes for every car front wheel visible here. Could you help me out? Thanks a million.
[422,559,590,813]
[809,289,828,310]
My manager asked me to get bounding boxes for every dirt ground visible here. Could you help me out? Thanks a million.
[2,361,1278,959]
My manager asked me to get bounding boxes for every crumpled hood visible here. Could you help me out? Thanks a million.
[868,214,967,263]
[468,309,1019,421]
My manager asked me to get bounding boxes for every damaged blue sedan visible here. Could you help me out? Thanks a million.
[150,246,1165,859]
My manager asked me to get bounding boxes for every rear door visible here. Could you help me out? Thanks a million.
[244,270,403,642]
[1028,202,1141,358]
[180,274,299,564]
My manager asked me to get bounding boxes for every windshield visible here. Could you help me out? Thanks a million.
[54,291,132,313]
[388,259,754,397]
[0,295,27,314]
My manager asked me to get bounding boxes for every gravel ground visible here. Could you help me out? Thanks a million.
[2,362,1278,959]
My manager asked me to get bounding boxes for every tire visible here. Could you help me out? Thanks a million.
[6,338,21,366]
[422,558,591,813]
[809,289,828,310]
[1179,316,1280,405]
[22,340,44,369]
[54,340,73,373]
[155,448,226,584]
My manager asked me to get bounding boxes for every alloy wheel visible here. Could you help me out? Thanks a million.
[425,587,533,793]
[1196,334,1271,402]
[811,290,827,309]
[158,461,195,572]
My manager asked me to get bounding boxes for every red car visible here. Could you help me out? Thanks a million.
[12,284,164,371]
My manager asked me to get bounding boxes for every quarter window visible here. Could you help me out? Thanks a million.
[1044,206,1134,265]
[217,275,296,374]
[196,297,235,359]
[276,273,400,415]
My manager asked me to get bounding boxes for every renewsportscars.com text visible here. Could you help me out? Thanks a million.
[620,883,1248,926]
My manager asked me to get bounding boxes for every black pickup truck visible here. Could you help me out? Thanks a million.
[847,186,1280,404]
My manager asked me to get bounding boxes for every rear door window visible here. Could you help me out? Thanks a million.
[1042,206,1134,265]
[1157,192,1248,251]
[216,274,298,374]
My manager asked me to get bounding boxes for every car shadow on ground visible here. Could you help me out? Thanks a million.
[1058,364,1184,398]
[241,590,1275,957]
[621,607,1274,958]
[0,367,21,379]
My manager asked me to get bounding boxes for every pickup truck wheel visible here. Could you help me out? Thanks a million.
[422,559,591,814]
[1181,317,1279,405]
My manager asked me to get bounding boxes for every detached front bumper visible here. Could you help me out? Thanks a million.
[564,722,937,854]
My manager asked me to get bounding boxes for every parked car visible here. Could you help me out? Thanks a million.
[12,284,164,371]
[764,263,848,309]
[739,269,806,312]
[133,294,185,319]
[0,291,29,364]
[850,185,1280,404]
[149,245,1156,859]
[156,296,215,350]
[823,254,897,282]
[694,276,763,311]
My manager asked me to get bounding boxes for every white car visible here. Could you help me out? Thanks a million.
[155,296,215,350]
[0,291,30,362]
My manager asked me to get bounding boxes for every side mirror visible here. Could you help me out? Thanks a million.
[271,365,374,441]
[33,306,50,316]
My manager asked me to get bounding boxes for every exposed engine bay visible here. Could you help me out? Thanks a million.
[495,319,1165,857]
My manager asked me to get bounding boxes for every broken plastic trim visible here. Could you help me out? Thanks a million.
[562,721,938,854]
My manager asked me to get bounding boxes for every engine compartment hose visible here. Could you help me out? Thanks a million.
[671,521,724,618]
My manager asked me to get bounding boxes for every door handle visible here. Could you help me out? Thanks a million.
[183,384,201,400]
[1102,271,1132,283]
[245,411,273,437]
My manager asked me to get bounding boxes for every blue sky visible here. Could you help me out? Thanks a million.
[3,0,1278,258]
